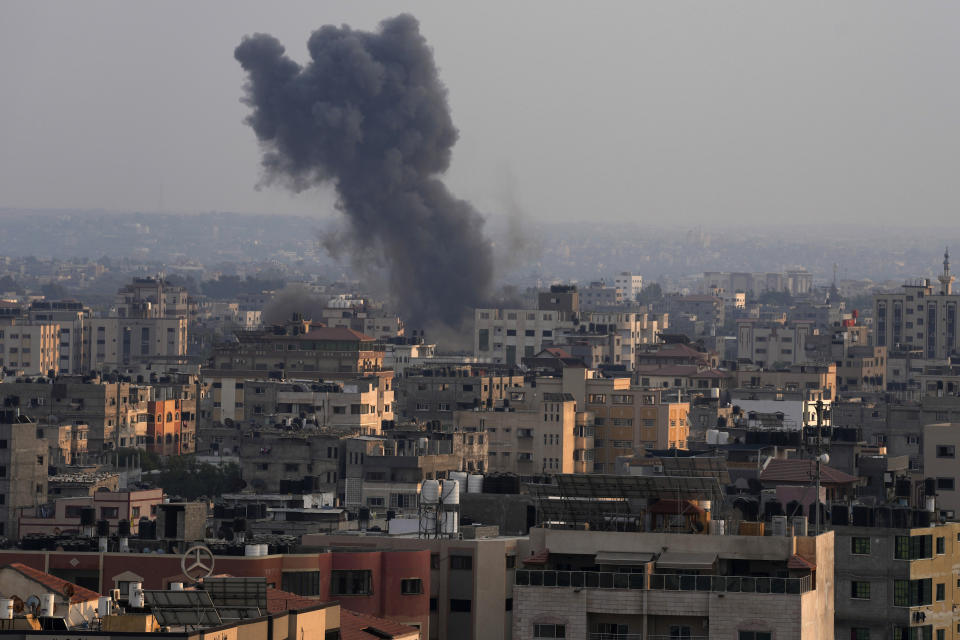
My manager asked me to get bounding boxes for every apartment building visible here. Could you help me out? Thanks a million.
[536,370,689,470]
[397,365,524,429]
[875,253,960,360]
[613,272,643,302]
[734,363,837,400]
[0,375,151,453]
[310,532,523,640]
[703,269,814,297]
[18,488,163,537]
[513,475,833,640]
[0,412,48,539]
[210,316,386,380]
[232,377,394,434]
[833,521,960,639]
[922,423,960,516]
[737,318,817,367]
[454,392,589,474]
[27,300,92,374]
[0,322,60,376]
[578,281,623,309]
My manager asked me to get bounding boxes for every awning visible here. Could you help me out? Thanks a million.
[594,551,655,567]
[656,551,718,571]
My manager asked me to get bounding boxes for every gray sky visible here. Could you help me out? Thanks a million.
[2,1,960,226]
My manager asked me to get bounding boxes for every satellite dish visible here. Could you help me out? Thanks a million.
[11,597,23,613]
[24,596,39,615]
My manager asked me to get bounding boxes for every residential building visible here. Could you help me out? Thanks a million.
[875,251,960,359]
[0,411,48,539]
[737,318,817,367]
[613,272,643,303]
[0,322,61,376]
[396,365,524,429]
[27,300,93,374]
[734,363,837,401]
[18,488,163,537]
[578,281,623,309]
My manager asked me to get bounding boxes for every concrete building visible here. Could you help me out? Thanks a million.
[0,322,61,376]
[512,525,833,640]
[18,488,163,537]
[27,300,93,374]
[737,318,817,368]
[454,392,589,475]
[309,531,522,640]
[397,365,524,429]
[703,269,813,297]
[613,272,643,303]
[833,521,960,640]
[875,251,960,359]
[0,411,48,539]
[734,363,837,401]
[578,281,623,309]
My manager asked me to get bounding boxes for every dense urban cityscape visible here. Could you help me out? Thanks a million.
[3,3,959,640]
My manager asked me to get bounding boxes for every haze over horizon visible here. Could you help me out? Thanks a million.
[3,1,960,227]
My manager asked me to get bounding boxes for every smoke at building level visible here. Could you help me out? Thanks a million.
[235,14,493,331]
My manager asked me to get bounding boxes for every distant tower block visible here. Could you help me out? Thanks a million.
[940,247,955,295]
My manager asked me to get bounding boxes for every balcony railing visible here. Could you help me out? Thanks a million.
[515,570,812,594]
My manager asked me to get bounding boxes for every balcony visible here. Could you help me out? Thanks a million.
[515,570,812,594]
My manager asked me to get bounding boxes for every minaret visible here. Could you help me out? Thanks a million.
[939,247,955,295]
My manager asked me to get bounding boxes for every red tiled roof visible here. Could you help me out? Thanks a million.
[542,347,573,359]
[340,609,420,640]
[5,563,99,604]
[787,554,816,570]
[524,549,550,566]
[759,459,858,486]
[266,587,317,613]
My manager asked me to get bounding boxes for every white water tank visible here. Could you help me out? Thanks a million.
[709,388,720,399]
[129,583,144,608]
[927,497,937,513]
[0,599,12,620]
[441,511,459,535]
[40,594,55,617]
[420,511,437,536]
[450,471,468,488]
[706,430,718,445]
[259,543,270,556]
[708,520,725,535]
[421,479,440,504]
[245,544,260,557]
[169,582,184,591]
[417,437,429,454]
[791,516,808,537]
[771,515,788,537]
[98,596,112,617]
[441,480,460,505]
[468,474,484,494]
[700,500,712,512]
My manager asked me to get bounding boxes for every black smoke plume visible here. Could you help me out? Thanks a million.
[235,14,493,330]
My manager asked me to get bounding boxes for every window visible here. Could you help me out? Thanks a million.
[450,555,472,570]
[937,445,955,458]
[429,598,437,611]
[851,537,871,555]
[100,507,119,519]
[282,571,321,596]
[506,555,516,569]
[330,570,372,596]
[937,583,945,601]
[937,478,955,491]
[851,581,870,599]
[895,535,933,560]
[851,629,870,640]
[450,599,471,612]
[400,578,423,595]
[534,624,566,638]
[937,537,945,554]
[65,505,84,518]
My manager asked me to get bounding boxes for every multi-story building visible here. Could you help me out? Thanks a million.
[737,318,817,367]
[454,391,589,474]
[210,316,386,380]
[833,521,960,640]
[27,300,92,374]
[0,322,61,376]
[513,476,833,640]
[703,269,813,297]
[579,281,623,309]
[875,251,960,359]
[310,531,523,640]
[0,411,48,539]
[397,365,524,429]
[734,363,837,401]
[658,294,725,333]
[0,375,159,454]
[613,272,643,303]
[18,488,163,537]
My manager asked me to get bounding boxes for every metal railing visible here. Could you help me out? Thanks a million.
[515,570,812,594]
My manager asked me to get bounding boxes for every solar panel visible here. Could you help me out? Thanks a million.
[659,457,732,484]
[143,590,222,628]
[202,577,267,620]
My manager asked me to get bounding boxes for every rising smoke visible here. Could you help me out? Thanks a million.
[235,14,493,330]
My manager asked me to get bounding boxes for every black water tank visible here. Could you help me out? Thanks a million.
[80,508,96,527]
[96,520,109,537]
[831,505,849,526]
[233,517,247,533]
[118,519,131,537]
[925,477,937,496]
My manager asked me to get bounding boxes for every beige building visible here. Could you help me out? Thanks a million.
[0,412,48,539]
[0,322,60,376]
[737,318,817,367]
[455,391,590,474]
[923,423,960,516]
[735,363,837,401]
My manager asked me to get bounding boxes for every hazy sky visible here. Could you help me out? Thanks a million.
[2,1,960,226]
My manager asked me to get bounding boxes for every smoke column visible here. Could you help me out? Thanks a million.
[235,14,493,329]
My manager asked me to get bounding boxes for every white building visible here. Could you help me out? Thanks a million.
[614,272,644,302]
